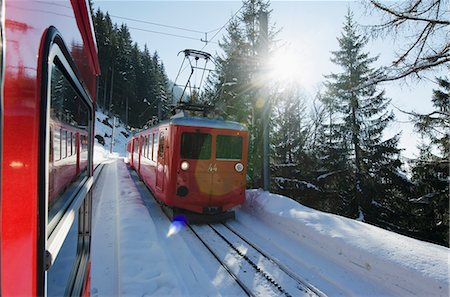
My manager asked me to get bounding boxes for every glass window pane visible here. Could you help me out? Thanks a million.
[180,132,212,160]
[49,63,89,210]
[158,132,164,158]
[61,130,67,158]
[216,135,243,160]
[47,210,79,297]
[54,129,61,161]
[72,132,76,156]
[152,132,158,161]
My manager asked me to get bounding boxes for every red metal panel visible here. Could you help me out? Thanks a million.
[1,0,98,295]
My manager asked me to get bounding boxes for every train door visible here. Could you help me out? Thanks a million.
[156,128,166,190]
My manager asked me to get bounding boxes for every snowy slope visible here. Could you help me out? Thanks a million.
[240,190,449,296]
[94,110,130,159]
[90,158,449,296]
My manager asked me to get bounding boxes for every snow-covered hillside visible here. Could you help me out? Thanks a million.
[243,190,449,296]
[94,110,130,160]
[90,156,449,296]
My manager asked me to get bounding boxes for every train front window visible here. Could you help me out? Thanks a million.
[216,135,243,160]
[181,132,212,160]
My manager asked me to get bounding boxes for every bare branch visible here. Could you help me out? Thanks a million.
[370,0,450,25]
[369,0,449,81]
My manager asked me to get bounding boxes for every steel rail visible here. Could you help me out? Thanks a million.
[188,224,254,297]
[223,223,327,297]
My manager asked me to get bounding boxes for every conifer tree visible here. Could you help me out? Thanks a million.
[409,77,449,245]
[322,10,404,221]
[92,8,171,128]
[207,0,273,187]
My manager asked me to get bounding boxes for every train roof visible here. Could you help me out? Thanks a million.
[167,116,247,131]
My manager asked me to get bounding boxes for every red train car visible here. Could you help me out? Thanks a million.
[128,115,248,221]
[1,1,100,296]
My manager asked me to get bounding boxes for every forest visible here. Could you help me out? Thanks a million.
[92,0,449,246]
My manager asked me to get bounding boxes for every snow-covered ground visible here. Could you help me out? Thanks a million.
[90,159,449,296]
[91,110,449,296]
[94,110,130,161]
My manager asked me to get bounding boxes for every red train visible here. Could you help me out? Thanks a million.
[127,113,248,221]
[1,1,100,296]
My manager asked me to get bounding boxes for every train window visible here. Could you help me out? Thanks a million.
[216,135,243,160]
[44,38,95,297]
[148,134,151,159]
[180,132,212,160]
[158,132,164,158]
[47,209,80,296]
[61,130,67,159]
[72,132,76,156]
[145,136,148,157]
[153,132,158,161]
[143,136,146,157]
[69,132,72,156]
[148,135,151,158]
[54,129,61,161]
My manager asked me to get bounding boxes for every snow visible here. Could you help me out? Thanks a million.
[316,171,341,180]
[274,177,321,191]
[91,160,181,296]
[94,110,130,158]
[242,189,449,296]
[91,158,244,296]
[90,109,449,297]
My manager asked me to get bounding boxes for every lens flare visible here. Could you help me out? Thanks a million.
[166,215,188,237]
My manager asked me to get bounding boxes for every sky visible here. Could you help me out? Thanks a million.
[93,0,446,160]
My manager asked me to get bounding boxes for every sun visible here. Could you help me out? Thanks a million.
[267,47,305,85]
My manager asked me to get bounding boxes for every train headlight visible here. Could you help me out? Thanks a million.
[181,161,190,171]
[235,163,244,172]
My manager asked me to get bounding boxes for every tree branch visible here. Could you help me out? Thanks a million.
[370,0,450,25]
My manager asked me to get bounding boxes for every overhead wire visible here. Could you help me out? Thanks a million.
[110,14,205,34]
[202,4,244,50]
[108,5,244,49]
[127,26,211,42]
[109,14,220,44]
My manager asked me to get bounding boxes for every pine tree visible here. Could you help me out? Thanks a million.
[93,10,117,111]
[322,10,405,221]
[92,8,172,128]
[207,0,273,187]
[271,85,325,206]
[409,77,449,245]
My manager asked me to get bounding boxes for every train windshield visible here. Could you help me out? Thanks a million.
[216,135,243,160]
[181,132,211,159]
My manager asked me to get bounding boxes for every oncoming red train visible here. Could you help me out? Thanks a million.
[127,113,249,222]
[1,1,100,296]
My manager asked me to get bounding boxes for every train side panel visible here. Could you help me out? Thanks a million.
[1,0,99,295]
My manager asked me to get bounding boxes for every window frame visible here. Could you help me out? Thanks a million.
[39,29,95,297]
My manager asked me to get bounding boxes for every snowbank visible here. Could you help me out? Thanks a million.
[243,189,449,297]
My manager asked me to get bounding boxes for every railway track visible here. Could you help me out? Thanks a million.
[189,223,326,297]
